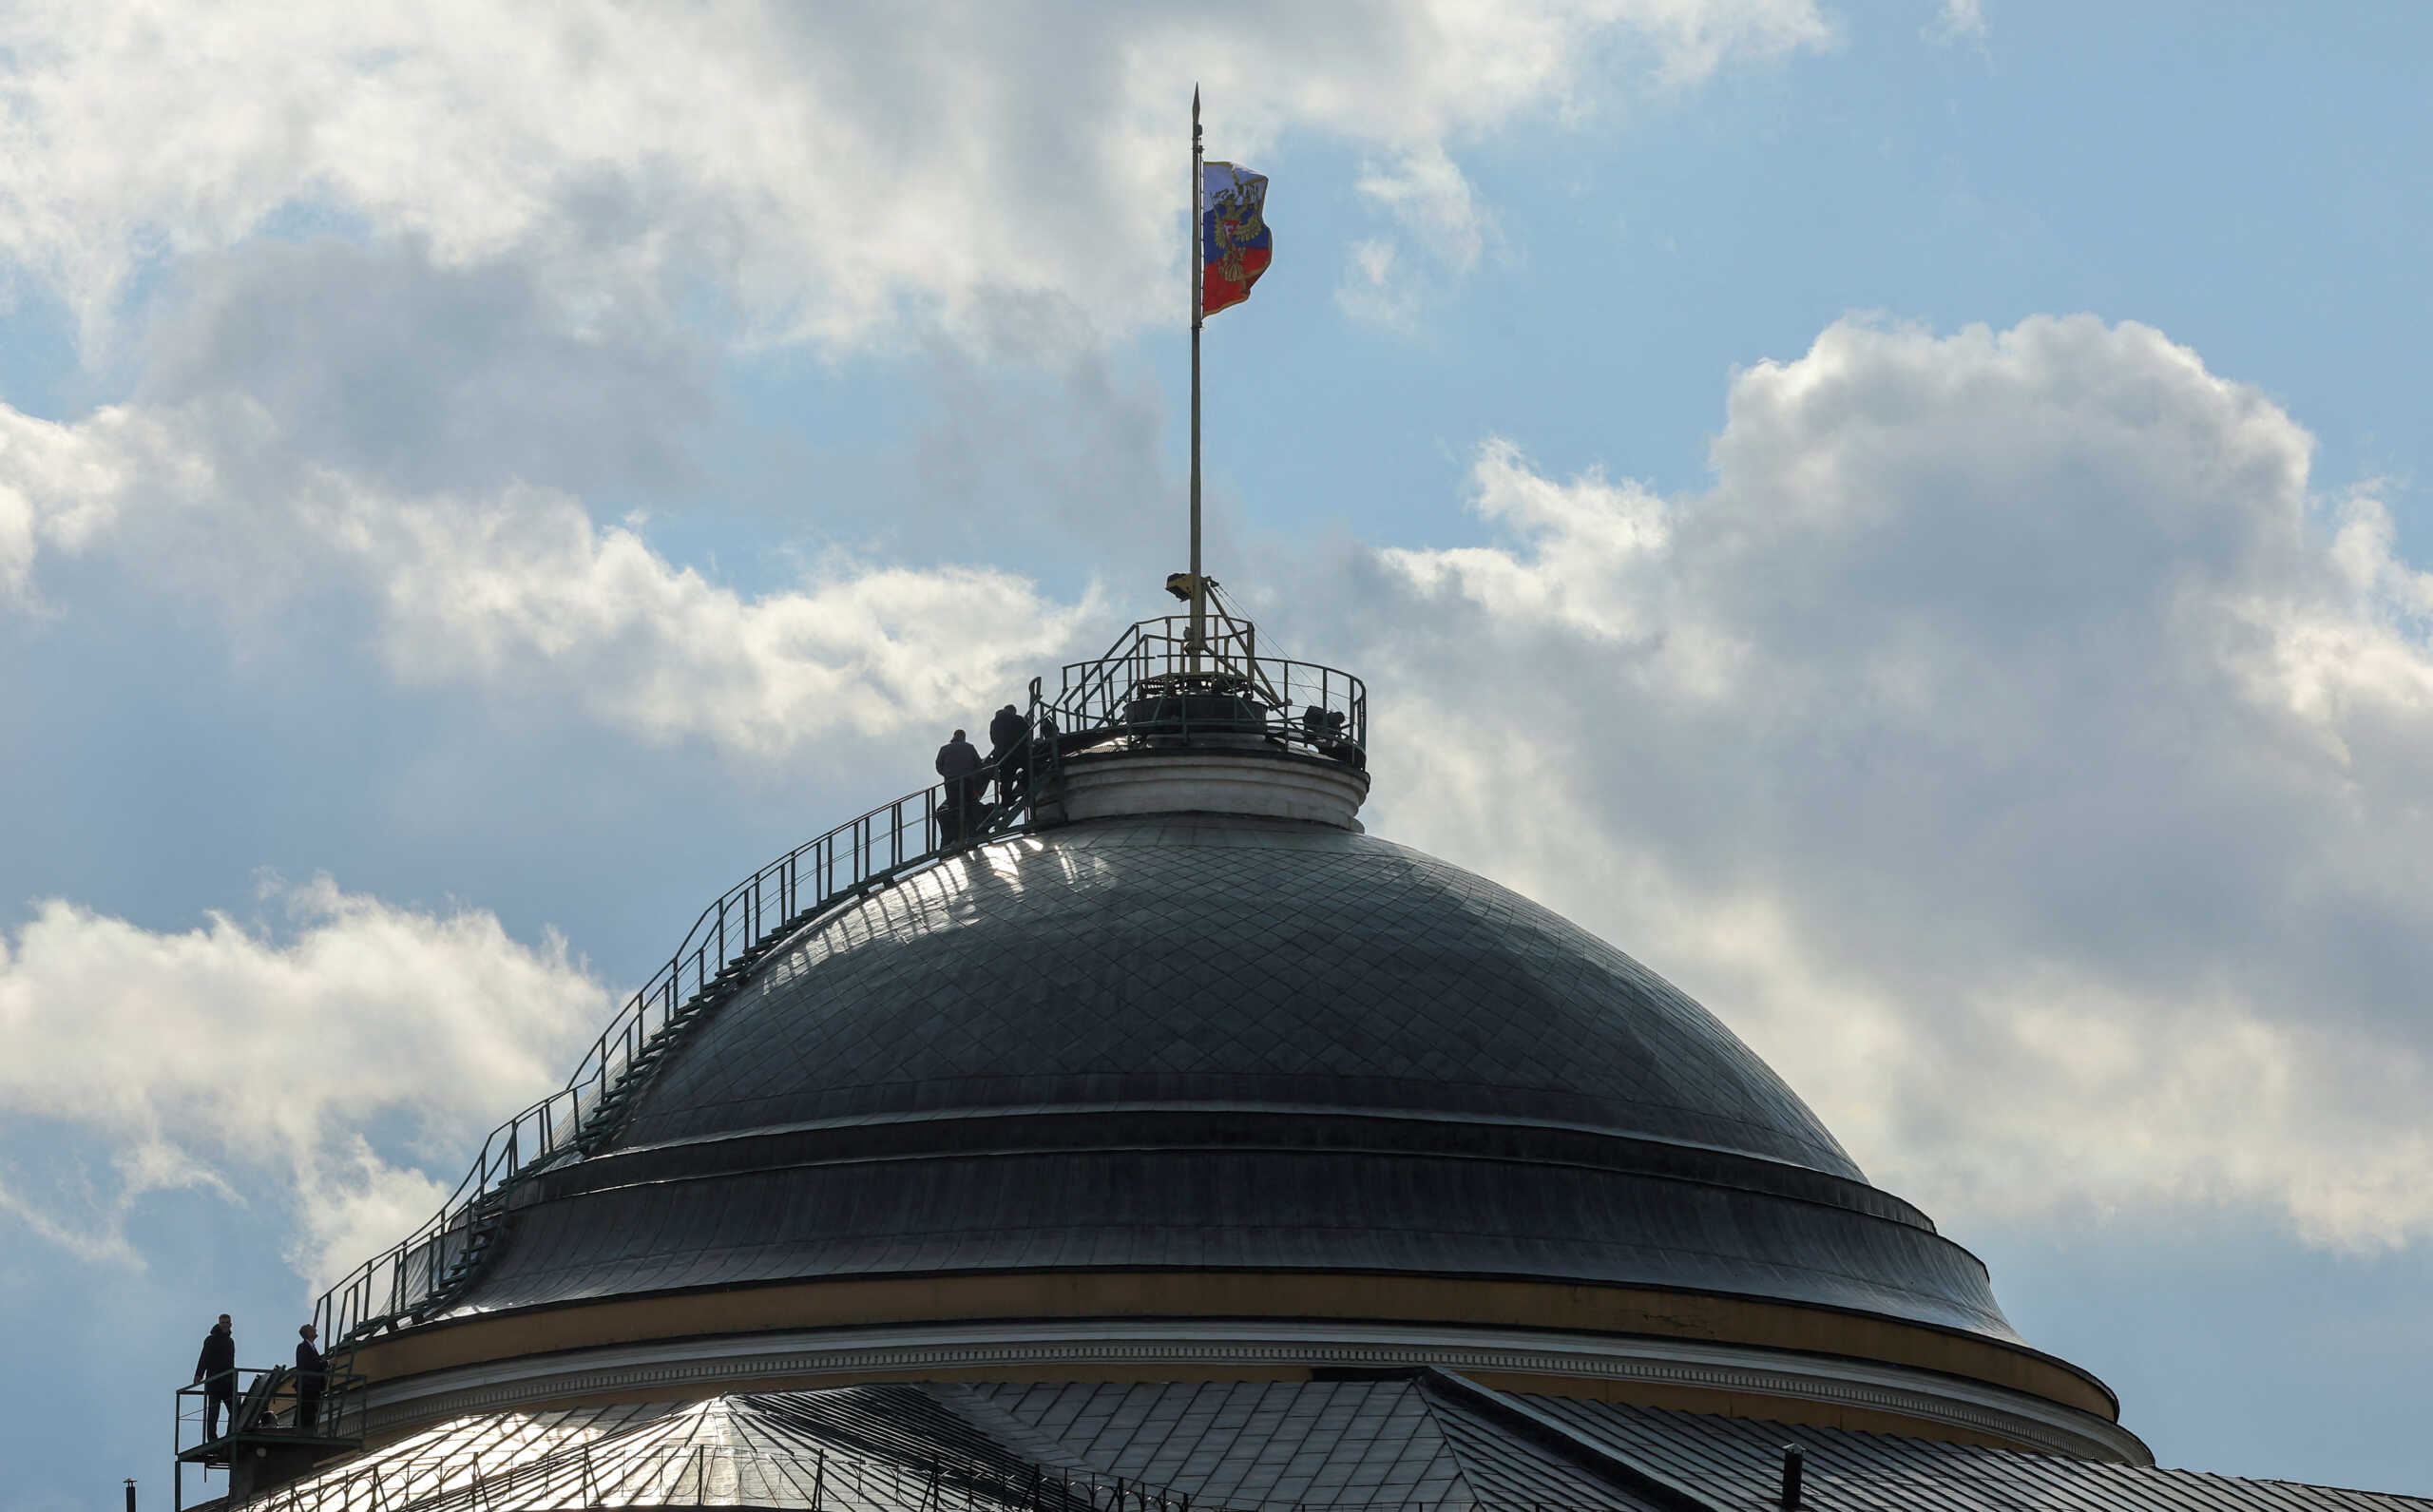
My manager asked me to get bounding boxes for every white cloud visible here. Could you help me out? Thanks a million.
[1338,144,1499,329]
[0,1140,229,1266]
[0,394,1102,756]
[1351,314,2433,1251]
[0,875,609,1283]
[0,403,134,602]
[1925,0,1989,47]
[0,1,1831,351]
[375,494,1102,754]
[1384,437,1669,638]
[136,238,713,498]
[1337,239,1417,330]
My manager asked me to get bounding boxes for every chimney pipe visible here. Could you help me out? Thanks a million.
[1779,1445,1806,1508]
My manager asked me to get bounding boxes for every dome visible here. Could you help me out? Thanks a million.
[629,813,1860,1169]
[460,803,2006,1341]
[341,626,2136,1464]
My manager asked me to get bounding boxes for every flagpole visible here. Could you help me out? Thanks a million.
[1188,86,1205,674]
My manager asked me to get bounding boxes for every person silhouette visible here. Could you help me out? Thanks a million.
[192,1313,236,1440]
[934,727,983,843]
[294,1324,327,1431]
[987,704,1028,802]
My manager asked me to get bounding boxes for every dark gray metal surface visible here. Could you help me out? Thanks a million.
[476,1136,2009,1330]
[618,813,1859,1171]
[443,813,2028,1342]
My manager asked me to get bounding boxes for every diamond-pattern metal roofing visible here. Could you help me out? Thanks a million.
[445,812,2022,1341]
[619,813,1856,1176]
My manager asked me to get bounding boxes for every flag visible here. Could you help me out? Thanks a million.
[1201,162,1271,317]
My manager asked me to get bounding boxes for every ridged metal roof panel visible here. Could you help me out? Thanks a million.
[232,1383,2428,1512]
[1523,1393,2433,1512]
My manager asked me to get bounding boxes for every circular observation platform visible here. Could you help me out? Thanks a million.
[342,622,2143,1464]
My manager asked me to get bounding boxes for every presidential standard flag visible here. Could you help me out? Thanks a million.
[1200,162,1271,317]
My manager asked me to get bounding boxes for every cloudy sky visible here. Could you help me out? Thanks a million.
[4,2,2431,1503]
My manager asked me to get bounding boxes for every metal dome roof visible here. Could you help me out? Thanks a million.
[619,815,1855,1168]
[452,807,2017,1343]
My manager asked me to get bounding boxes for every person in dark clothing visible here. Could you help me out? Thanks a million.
[294,1324,327,1432]
[987,704,1025,761]
[934,728,983,844]
[193,1314,236,1441]
[986,703,1027,802]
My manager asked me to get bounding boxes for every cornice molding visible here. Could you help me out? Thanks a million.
[363,1318,2148,1465]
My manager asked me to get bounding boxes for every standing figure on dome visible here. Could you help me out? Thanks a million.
[934,728,984,845]
[192,1312,236,1440]
[294,1323,326,1431]
[986,704,1027,804]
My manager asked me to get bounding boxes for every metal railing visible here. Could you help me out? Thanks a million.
[313,732,1053,1348]
[309,612,1368,1353]
[1046,614,1366,762]
[176,1363,369,1458]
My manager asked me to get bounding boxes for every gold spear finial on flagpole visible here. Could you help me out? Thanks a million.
[1187,86,1206,674]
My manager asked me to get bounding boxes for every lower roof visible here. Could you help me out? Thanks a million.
[224,1377,2425,1512]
